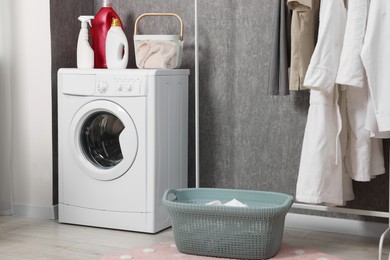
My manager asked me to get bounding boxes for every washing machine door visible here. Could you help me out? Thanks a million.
[69,100,138,181]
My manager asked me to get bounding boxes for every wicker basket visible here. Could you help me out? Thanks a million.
[163,188,293,259]
[133,13,183,69]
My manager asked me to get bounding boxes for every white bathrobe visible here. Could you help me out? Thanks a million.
[296,0,354,205]
[297,0,386,205]
[335,0,385,182]
[361,0,390,133]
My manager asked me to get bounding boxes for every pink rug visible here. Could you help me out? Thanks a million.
[101,241,343,260]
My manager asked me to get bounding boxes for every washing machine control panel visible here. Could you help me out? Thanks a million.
[96,75,147,96]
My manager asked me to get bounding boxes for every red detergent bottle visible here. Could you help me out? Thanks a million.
[91,0,123,68]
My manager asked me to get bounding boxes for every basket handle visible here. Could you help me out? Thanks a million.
[163,188,178,202]
[134,13,184,41]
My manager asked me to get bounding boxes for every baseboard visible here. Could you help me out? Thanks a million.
[13,203,58,219]
[285,212,389,238]
[0,209,13,216]
[8,204,389,237]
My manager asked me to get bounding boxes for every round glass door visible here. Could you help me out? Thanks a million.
[81,112,125,169]
[69,100,138,181]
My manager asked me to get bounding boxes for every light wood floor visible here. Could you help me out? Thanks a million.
[0,215,389,259]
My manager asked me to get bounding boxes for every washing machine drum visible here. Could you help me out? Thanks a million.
[70,100,138,181]
[81,112,125,168]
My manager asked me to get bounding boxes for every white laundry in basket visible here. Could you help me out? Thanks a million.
[134,37,182,69]
[206,198,248,207]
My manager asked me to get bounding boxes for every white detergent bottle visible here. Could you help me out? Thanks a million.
[106,18,128,69]
[77,16,94,69]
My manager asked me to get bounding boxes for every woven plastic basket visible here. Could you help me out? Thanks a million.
[163,188,293,259]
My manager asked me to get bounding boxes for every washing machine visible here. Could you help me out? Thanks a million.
[57,68,189,233]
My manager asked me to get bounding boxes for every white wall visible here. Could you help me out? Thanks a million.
[10,0,55,218]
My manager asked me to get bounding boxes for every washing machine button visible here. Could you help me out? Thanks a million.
[98,81,109,94]
[126,85,133,92]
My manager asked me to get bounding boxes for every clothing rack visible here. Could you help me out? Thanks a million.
[291,142,390,260]
[193,1,389,259]
[292,195,390,260]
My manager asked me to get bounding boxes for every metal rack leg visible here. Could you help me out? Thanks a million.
[379,227,390,260]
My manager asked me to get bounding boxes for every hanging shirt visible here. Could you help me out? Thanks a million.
[268,0,292,96]
[287,0,320,91]
[361,0,390,132]
[296,0,354,205]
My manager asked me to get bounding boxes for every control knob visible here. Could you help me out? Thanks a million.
[98,81,109,94]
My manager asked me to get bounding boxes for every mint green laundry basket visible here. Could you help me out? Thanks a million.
[163,188,293,259]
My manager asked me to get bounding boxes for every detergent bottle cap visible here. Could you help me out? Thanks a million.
[111,18,121,27]
[103,0,113,7]
[78,16,94,28]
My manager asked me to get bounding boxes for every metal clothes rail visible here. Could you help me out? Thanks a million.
[292,202,390,260]
[193,1,389,259]
[292,149,390,260]
[291,143,390,260]
[292,203,389,218]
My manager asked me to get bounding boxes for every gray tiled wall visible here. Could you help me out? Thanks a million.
[106,0,311,193]
[51,0,388,220]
